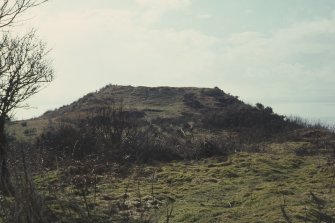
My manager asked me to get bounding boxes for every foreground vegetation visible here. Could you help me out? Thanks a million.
[1,86,335,222]
[0,141,333,222]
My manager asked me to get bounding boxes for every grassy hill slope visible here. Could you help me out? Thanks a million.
[3,85,335,222]
[36,143,335,223]
[40,85,245,124]
[8,85,290,142]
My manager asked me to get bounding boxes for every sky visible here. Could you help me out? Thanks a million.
[11,0,335,125]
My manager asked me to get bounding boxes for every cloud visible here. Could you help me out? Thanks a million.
[244,9,254,15]
[21,6,219,114]
[214,16,335,102]
[135,0,191,23]
[13,2,335,119]
[135,0,191,10]
[196,13,212,20]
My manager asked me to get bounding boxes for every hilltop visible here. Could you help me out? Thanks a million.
[41,85,244,120]
[7,85,316,159]
[8,85,300,154]
[37,85,292,138]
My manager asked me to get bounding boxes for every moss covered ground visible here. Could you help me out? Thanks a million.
[34,142,335,222]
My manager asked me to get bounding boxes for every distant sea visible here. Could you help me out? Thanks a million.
[269,102,335,127]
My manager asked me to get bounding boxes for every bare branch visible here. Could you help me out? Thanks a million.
[0,0,49,29]
[0,0,51,195]
[0,30,53,117]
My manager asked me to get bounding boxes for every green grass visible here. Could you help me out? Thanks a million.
[6,118,51,140]
[34,143,335,222]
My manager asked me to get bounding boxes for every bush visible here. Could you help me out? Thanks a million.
[35,123,97,162]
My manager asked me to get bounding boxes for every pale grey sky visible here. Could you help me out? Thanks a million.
[12,0,335,125]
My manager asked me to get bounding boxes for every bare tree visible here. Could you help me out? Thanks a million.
[0,0,52,193]
[0,0,48,29]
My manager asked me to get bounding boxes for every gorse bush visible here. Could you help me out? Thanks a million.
[35,123,97,160]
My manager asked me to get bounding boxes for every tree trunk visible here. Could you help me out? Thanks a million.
[0,118,12,194]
